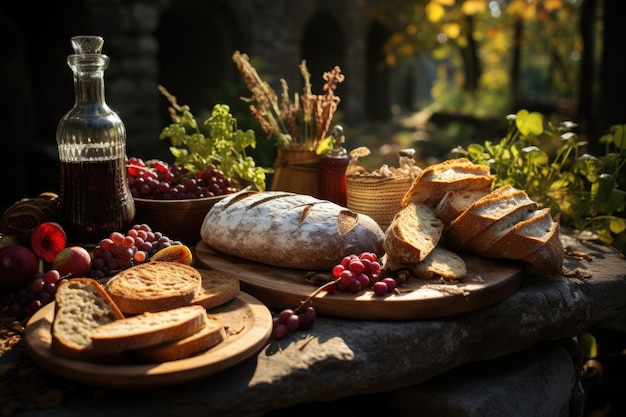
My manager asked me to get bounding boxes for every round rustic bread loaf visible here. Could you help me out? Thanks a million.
[105,261,202,314]
[201,191,385,270]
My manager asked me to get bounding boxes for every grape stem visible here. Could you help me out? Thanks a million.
[293,278,339,314]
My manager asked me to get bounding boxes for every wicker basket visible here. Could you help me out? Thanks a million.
[346,175,413,230]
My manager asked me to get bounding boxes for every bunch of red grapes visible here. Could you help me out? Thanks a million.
[126,157,236,200]
[326,252,396,295]
[90,224,181,278]
[272,306,317,340]
[1,269,63,320]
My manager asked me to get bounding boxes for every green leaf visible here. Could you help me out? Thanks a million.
[610,217,626,234]
[516,110,545,136]
[612,124,626,150]
[315,137,334,155]
[579,332,598,359]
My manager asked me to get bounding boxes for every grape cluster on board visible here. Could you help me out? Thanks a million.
[271,252,400,340]
[126,158,236,200]
[90,223,182,278]
[325,252,396,295]
[1,269,63,320]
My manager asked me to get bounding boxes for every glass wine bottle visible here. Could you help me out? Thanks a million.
[56,35,135,243]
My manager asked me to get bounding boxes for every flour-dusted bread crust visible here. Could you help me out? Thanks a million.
[190,269,240,310]
[105,262,202,315]
[201,191,385,270]
[383,203,443,264]
[134,314,226,363]
[90,305,208,352]
[51,278,126,362]
[401,158,495,208]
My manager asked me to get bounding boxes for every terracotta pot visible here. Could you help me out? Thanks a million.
[270,148,320,197]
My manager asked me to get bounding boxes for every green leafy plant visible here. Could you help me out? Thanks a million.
[452,109,626,244]
[158,85,269,192]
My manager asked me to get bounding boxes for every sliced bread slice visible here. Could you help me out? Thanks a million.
[90,305,208,352]
[434,189,490,227]
[383,203,443,264]
[190,269,240,310]
[444,185,538,249]
[478,207,554,258]
[520,222,565,276]
[134,314,226,363]
[465,203,540,252]
[51,278,126,362]
[401,158,495,208]
[383,245,467,281]
[105,261,202,314]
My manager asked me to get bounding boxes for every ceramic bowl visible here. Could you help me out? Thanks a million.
[133,186,252,245]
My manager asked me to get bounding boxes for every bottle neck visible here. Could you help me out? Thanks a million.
[73,72,106,105]
[68,54,109,106]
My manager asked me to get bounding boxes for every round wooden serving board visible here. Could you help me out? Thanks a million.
[194,241,525,320]
[23,292,272,389]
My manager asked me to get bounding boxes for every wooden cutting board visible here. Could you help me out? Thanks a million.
[24,292,272,388]
[194,241,525,320]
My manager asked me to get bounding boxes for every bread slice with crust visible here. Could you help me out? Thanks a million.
[445,185,538,249]
[383,245,467,280]
[51,278,126,362]
[134,314,226,363]
[383,203,443,264]
[190,269,240,310]
[90,305,208,352]
[401,158,495,208]
[478,207,554,258]
[434,189,490,227]
[520,222,564,276]
[105,261,202,315]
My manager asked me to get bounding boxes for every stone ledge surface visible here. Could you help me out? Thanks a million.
[10,235,626,417]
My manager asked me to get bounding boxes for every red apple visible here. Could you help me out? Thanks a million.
[29,222,67,263]
[51,246,92,278]
[0,244,39,289]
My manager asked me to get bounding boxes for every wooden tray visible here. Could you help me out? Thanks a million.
[23,292,272,389]
[195,241,525,320]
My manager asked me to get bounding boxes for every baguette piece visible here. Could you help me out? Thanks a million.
[520,223,564,276]
[445,185,538,248]
[134,314,226,363]
[383,245,466,280]
[434,190,490,227]
[464,199,540,251]
[401,158,495,208]
[190,269,240,310]
[479,207,564,275]
[201,191,385,270]
[90,305,208,352]
[478,208,554,258]
[105,261,202,314]
[383,203,443,264]
[51,278,126,362]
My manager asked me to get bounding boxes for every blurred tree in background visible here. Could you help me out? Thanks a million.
[365,0,623,155]
[368,0,581,117]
